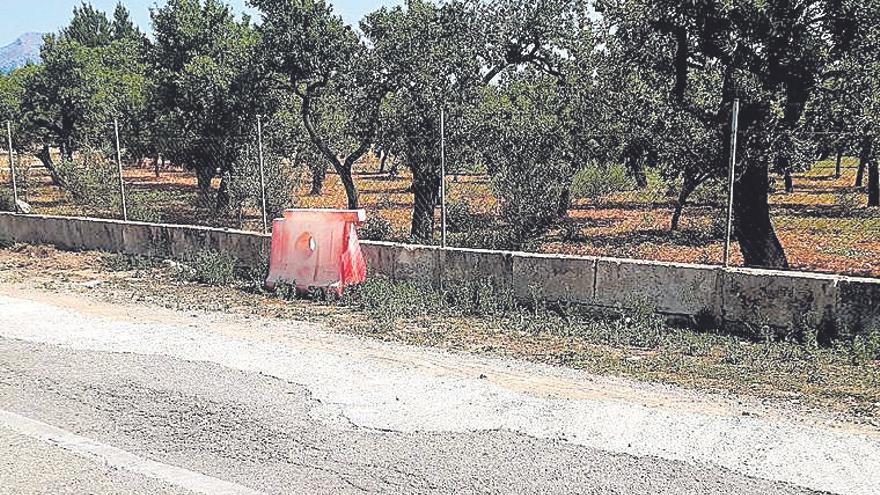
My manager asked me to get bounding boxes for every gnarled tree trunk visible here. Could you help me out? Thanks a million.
[195,166,214,195]
[733,161,788,268]
[671,174,702,231]
[855,155,866,188]
[783,169,794,193]
[339,161,359,210]
[36,145,64,187]
[378,149,390,174]
[410,164,440,241]
[864,133,879,207]
[309,163,326,196]
[299,90,368,209]
[624,146,648,189]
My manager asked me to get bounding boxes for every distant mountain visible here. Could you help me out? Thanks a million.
[0,33,44,74]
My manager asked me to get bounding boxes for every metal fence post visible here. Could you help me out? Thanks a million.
[440,106,447,248]
[6,121,18,209]
[113,119,128,221]
[256,115,268,234]
[723,99,740,268]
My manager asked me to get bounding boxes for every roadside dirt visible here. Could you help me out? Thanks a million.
[0,243,878,439]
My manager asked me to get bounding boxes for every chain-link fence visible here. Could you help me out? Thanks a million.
[3,114,880,279]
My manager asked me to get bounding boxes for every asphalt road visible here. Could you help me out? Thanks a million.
[0,290,877,495]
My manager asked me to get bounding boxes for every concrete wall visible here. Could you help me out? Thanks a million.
[2,212,879,337]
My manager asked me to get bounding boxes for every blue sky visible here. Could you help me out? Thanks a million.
[0,0,400,46]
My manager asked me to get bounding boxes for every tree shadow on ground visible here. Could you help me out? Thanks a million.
[771,203,880,220]
[359,185,412,195]
[570,199,681,212]
[563,227,724,249]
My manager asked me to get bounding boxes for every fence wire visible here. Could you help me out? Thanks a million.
[3,118,880,279]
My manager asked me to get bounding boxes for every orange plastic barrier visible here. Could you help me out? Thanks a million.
[266,209,367,294]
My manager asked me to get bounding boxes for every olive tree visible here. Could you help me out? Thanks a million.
[597,0,867,268]
[10,3,149,187]
[365,0,583,240]
[150,0,262,207]
[252,0,387,210]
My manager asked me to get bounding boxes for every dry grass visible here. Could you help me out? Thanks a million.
[1,153,878,276]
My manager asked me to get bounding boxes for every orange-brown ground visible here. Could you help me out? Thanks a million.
[1,154,878,277]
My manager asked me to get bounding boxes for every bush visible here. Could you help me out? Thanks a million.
[849,328,880,365]
[689,180,727,207]
[571,162,632,201]
[492,159,572,237]
[0,189,13,212]
[445,199,474,233]
[228,141,296,223]
[359,215,396,241]
[56,159,118,208]
[127,191,169,224]
[176,249,239,285]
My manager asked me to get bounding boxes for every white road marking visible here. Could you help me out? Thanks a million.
[0,409,265,495]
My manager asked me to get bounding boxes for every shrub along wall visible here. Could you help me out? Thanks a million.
[1,212,878,338]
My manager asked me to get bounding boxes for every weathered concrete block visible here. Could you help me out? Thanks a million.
[512,253,596,303]
[392,243,442,287]
[121,222,158,256]
[145,224,174,258]
[722,268,839,331]
[595,257,722,317]
[361,241,397,278]
[6,213,44,245]
[168,226,211,258]
[5,212,880,335]
[836,277,880,337]
[0,213,14,244]
[1,213,84,249]
[215,230,270,267]
[442,248,513,289]
[42,216,84,250]
[75,217,125,253]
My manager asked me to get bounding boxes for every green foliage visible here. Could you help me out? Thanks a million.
[444,278,518,317]
[8,3,150,196]
[364,0,526,238]
[227,131,296,223]
[0,67,31,123]
[127,191,169,224]
[476,74,580,237]
[151,0,262,198]
[358,215,395,241]
[55,159,117,208]
[571,163,632,201]
[101,253,161,272]
[8,0,880,267]
[445,200,474,233]
[177,249,239,285]
[848,329,880,366]
[63,2,113,48]
[345,276,443,317]
[253,0,383,210]
[689,180,727,207]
